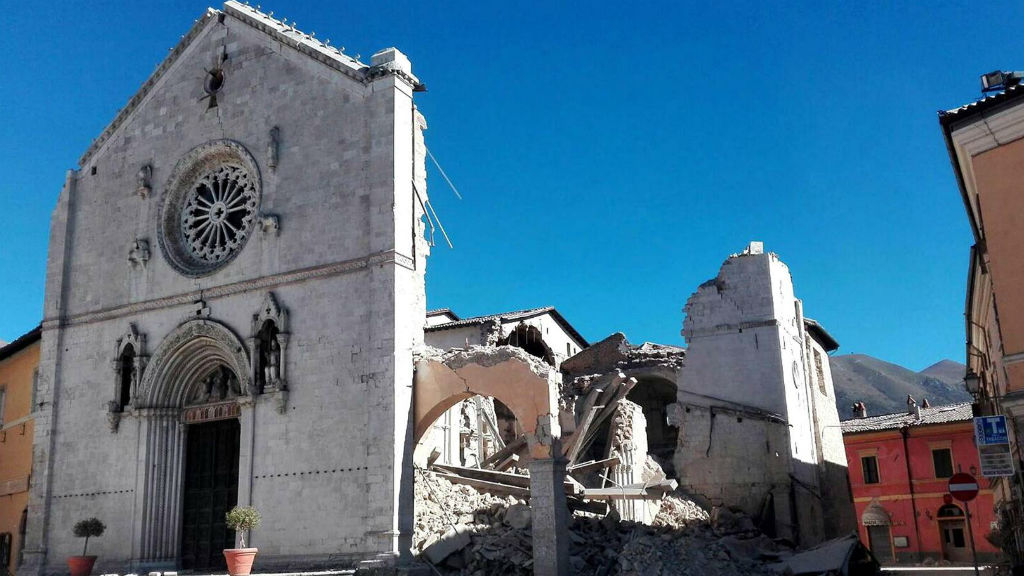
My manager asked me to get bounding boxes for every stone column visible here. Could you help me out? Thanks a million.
[528,458,569,576]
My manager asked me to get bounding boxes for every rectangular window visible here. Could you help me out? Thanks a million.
[933,448,954,478]
[862,455,880,484]
[0,386,6,427]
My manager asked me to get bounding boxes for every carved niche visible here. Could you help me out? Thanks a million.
[250,292,290,413]
[108,324,147,432]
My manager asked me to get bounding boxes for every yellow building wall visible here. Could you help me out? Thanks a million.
[0,340,39,575]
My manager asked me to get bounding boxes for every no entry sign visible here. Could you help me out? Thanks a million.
[949,472,979,502]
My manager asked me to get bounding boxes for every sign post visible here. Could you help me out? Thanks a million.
[975,415,1015,477]
[949,471,980,576]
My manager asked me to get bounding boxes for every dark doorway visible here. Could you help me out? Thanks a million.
[181,418,240,571]
[866,525,893,563]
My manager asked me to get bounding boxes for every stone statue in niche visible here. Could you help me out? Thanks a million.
[186,366,242,406]
[111,324,146,433]
[249,292,289,411]
[265,336,281,390]
[255,321,281,393]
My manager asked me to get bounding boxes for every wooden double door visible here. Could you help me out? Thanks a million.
[180,418,240,571]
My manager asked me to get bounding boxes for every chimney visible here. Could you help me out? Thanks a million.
[914,403,922,421]
[922,398,931,408]
[852,402,867,419]
[907,395,917,415]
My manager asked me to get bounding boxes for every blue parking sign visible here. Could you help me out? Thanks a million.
[975,415,1010,446]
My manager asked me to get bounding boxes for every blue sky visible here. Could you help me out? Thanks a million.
[1,1,1021,370]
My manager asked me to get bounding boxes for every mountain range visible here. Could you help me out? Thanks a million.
[830,355,971,420]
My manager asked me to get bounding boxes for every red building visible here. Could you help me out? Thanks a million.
[842,402,1001,564]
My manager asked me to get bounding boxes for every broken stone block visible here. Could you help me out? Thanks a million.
[503,503,531,530]
[422,525,471,564]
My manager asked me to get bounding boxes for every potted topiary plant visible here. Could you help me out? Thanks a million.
[68,517,105,576]
[224,505,261,576]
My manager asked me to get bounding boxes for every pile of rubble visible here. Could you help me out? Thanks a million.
[414,469,787,576]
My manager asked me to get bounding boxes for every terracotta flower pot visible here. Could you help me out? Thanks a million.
[224,547,258,576]
[67,555,97,576]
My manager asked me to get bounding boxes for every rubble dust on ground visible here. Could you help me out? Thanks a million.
[413,469,788,576]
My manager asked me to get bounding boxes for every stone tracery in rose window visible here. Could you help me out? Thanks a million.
[180,163,258,264]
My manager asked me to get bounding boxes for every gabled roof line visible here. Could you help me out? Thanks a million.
[79,1,387,168]
[426,308,460,320]
[78,9,218,167]
[425,306,589,347]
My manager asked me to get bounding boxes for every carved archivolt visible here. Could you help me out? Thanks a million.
[138,319,251,408]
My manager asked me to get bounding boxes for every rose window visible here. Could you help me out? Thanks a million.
[180,164,258,264]
[158,140,262,276]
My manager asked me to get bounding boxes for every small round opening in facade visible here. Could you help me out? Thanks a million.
[205,69,224,95]
[158,140,261,277]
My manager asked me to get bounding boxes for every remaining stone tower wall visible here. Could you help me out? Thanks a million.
[674,242,853,545]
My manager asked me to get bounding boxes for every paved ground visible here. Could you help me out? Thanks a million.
[882,567,996,575]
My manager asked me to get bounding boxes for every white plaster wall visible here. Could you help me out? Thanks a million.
[424,325,484,350]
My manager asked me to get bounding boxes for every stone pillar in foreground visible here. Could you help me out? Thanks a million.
[528,457,570,576]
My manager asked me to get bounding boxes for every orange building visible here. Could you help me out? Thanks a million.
[843,402,1000,565]
[942,78,1024,564]
[0,327,40,575]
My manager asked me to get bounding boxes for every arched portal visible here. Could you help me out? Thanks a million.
[132,319,251,568]
[414,346,569,573]
[861,500,893,563]
[937,504,969,562]
[625,376,680,475]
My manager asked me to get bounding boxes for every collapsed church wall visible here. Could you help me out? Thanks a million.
[26,3,428,574]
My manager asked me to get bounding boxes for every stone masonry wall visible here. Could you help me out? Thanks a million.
[25,7,428,574]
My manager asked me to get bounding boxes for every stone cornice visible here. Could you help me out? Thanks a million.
[41,249,414,331]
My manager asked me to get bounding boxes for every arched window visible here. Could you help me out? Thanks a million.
[118,344,136,410]
[499,324,555,366]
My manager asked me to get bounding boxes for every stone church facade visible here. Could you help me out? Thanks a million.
[22,2,429,574]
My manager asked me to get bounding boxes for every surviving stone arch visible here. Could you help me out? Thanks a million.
[414,346,572,571]
[414,347,562,461]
